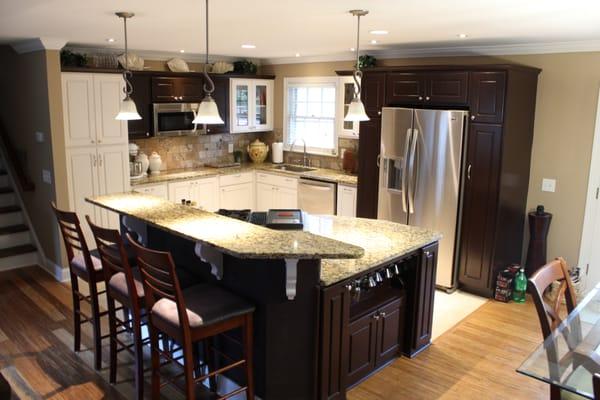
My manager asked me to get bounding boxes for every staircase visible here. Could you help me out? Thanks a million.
[0,164,38,271]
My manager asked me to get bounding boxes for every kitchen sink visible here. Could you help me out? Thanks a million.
[272,164,317,173]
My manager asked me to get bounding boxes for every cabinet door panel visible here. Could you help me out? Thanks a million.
[458,124,502,294]
[230,79,251,133]
[361,72,386,119]
[220,183,254,210]
[253,80,273,131]
[376,298,403,367]
[195,178,219,211]
[151,77,203,102]
[357,119,381,218]
[94,75,128,145]
[469,72,506,124]
[128,74,152,139]
[205,76,229,135]
[135,184,168,199]
[337,185,357,217]
[276,186,298,209]
[427,71,469,105]
[97,145,130,229]
[168,182,191,204]
[385,73,425,105]
[411,243,438,354]
[62,73,96,147]
[256,182,274,211]
[347,312,377,386]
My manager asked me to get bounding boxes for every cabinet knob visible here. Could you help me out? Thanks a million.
[378,110,382,116]
[424,251,431,257]
[380,312,386,318]
[91,140,95,144]
[470,115,475,121]
[425,96,430,101]
[418,96,423,101]
[146,132,150,137]
[373,314,380,321]
[97,139,102,143]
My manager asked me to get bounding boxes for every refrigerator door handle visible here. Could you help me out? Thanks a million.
[407,128,418,214]
[401,128,412,213]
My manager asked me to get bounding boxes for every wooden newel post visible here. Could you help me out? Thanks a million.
[525,205,552,277]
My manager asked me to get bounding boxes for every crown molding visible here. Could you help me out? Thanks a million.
[263,39,600,65]
[11,37,67,54]
[64,45,260,65]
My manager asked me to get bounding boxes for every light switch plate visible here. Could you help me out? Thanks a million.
[228,143,234,153]
[35,131,45,143]
[42,169,52,184]
[542,178,556,192]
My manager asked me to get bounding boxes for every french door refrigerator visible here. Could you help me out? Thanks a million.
[377,107,468,290]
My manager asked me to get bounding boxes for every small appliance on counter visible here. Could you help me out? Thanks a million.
[216,208,304,230]
[272,142,284,164]
[128,143,145,180]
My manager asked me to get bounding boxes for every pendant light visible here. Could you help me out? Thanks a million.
[115,12,141,121]
[344,9,370,122]
[193,0,224,125]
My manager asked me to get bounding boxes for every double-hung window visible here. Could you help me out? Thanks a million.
[283,77,339,156]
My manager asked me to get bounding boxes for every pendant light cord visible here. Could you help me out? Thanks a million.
[122,16,133,97]
[203,0,215,96]
[352,13,363,101]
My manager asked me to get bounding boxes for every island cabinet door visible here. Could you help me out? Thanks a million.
[346,311,378,387]
[375,297,404,368]
[319,284,350,400]
[406,243,438,356]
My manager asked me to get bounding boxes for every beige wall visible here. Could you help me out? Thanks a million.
[263,52,600,266]
[0,46,64,264]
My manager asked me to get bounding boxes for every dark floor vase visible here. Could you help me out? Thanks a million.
[525,207,552,277]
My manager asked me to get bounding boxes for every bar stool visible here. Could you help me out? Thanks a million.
[51,202,106,370]
[87,217,147,400]
[127,233,255,400]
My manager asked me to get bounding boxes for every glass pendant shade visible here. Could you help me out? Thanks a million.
[116,95,141,120]
[344,97,370,122]
[193,95,224,124]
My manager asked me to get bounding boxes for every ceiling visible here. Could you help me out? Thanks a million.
[3,0,600,64]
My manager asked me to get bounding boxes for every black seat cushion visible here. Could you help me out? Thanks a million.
[152,284,254,329]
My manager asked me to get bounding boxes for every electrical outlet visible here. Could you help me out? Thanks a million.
[542,178,556,192]
[42,169,52,184]
[35,131,45,143]
[228,143,234,153]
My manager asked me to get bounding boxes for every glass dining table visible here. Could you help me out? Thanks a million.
[518,283,600,399]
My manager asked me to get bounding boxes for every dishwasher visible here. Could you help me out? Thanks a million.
[298,178,337,215]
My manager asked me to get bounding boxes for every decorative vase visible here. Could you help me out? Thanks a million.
[135,151,149,175]
[148,152,162,174]
[247,139,269,163]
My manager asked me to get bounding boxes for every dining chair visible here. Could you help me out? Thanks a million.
[87,217,147,400]
[51,202,106,370]
[127,233,255,400]
[594,373,600,399]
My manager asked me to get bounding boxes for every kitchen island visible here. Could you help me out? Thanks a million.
[87,192,441,400]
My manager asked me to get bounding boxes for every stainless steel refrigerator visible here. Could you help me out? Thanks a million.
[377,107,468,290]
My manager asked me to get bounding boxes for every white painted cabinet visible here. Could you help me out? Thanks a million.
[168,177,219,211]
[62,73,128,147]
[338,76,361,138]
[230,79,274,133]
[255,172,298,211]
[337,184,357,217]
[134,183,168,199]
[220,183,254,210]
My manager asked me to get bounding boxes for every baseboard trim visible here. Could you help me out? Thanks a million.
[41,258,70,282]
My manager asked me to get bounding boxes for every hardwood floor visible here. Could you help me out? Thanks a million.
[0,266,548,399]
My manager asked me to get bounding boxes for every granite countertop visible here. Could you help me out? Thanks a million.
[87,192,364,260]
[88,192,441,286]
[130,163,358,187]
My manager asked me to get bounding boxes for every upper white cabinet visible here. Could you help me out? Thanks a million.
[168,177,219,211]
[255,172,298,211]
[62,72,128,147]
[338,76,360,138]
[337,184,357,217]
[230,79,274,133]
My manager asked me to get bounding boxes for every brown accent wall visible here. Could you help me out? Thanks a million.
[0,46,64,265]
[262,53,600,266]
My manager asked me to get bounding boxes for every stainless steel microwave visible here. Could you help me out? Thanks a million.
[153,103,200,136]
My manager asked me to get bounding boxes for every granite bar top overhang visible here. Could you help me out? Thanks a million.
[87,192,364,260]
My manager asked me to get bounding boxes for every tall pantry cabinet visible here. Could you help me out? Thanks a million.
[62,72,130,246]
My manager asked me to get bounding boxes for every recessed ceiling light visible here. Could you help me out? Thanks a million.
[369,30,388,35]
[106,38,115,43]
[295,53,300,57]
[350,47,356,52]
[457,33,468,39]
[370,39,378,45]
[241,44,256,49]
[179,49,185,53]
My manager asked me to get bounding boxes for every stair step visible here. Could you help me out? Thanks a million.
[0,192,15,207]
[0,224,28,235]
[0,247,38,272]
[0,244,36,258]
[0,206,20,214]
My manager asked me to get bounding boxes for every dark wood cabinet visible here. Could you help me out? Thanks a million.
[347,311,378,386]
[357,118,381,219]
[427,71,469,105]
[204,76,230,135]
[469,71,506,123]
[386,72,426,106]
[375,298,404,367]
[128,73,152,139]
[361,72,386,118]
[151,76,204,102]
[404,244,437,356]
[458,123,502,296]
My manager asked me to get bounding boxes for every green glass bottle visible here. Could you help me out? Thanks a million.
[513,268,527,303]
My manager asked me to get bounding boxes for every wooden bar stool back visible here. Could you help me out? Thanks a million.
[127,233,255,400]
[87,217,147,400]
[51,202,106,370]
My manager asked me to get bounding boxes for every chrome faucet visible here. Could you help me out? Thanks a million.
[291,138,308,167]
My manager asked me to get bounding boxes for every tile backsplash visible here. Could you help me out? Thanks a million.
[132,133,265,170]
